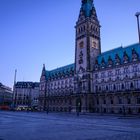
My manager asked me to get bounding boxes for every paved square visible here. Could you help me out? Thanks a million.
[0,111,140,140]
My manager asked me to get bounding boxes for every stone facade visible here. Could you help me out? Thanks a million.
[13,82,39,109]
[39,64,75,111]
[93,56,140,114]
[39,0,140,114]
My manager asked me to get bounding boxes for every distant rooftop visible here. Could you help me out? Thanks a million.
[15,82,39,88]
[0,83,12,91]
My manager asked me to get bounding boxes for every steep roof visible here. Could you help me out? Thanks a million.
[82,0,93,17]
[44,43,140,78]
[46,64,74,80]
[97,43,140,65]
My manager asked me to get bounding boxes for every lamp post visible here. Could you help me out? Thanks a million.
[135,12,140,44]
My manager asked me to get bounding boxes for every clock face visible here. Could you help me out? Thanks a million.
[92,39,98,49]
[93,41,97,48]
[79,41,84,49]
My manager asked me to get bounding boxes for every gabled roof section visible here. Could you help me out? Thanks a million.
[97,43,140,65]
[46,63,75,80]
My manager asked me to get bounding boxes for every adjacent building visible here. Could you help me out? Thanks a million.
[13,82,39,109]
[0,83,13,110]
[39,0,140,114]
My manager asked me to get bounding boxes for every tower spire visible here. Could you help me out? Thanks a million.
[41,64,46,77]
[81,0,94,17]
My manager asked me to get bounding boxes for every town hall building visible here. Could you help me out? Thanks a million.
[39,0,140,114]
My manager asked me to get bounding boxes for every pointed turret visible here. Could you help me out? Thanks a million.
[41,64,46,77]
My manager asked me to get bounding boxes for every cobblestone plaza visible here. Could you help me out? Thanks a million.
[0,111,140,140]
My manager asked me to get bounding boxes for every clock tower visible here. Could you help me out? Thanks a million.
[74,0,101,94]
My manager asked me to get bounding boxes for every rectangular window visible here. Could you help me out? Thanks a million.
[95,74,98,79]
[108,71,112,77]
[101,72,105,78]
[119,98,122,104]
[133,65,138,72]
[125,82,130,90]
[134,80,139,89]
[137,98,140,104]
[124,67,129,74]
[116,69,120,75]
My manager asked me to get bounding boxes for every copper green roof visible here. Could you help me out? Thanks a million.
[97,43,140,65]
[82,0,93,17]
[46,64,74,80]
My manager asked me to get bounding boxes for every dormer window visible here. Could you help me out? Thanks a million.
[95,59,99,70]
[101,58,105,69]
[123,51,129,64]
[115,54,121,65]
[108,56,113,67]
[132,48,139,62]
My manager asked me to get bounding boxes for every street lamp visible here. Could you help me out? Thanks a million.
[135,12,140,44]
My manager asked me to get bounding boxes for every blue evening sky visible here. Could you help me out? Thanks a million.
[0,0,139,88]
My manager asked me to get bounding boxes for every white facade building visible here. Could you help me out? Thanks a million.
[13,82,39,109]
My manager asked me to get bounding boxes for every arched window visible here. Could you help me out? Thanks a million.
[111,98,113,104]
[122,84,124,89]
[130,82,134,88]
[118,97,122,104]
[106,86,108,91]
[113,84,116,90]
[127,98,131,104]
